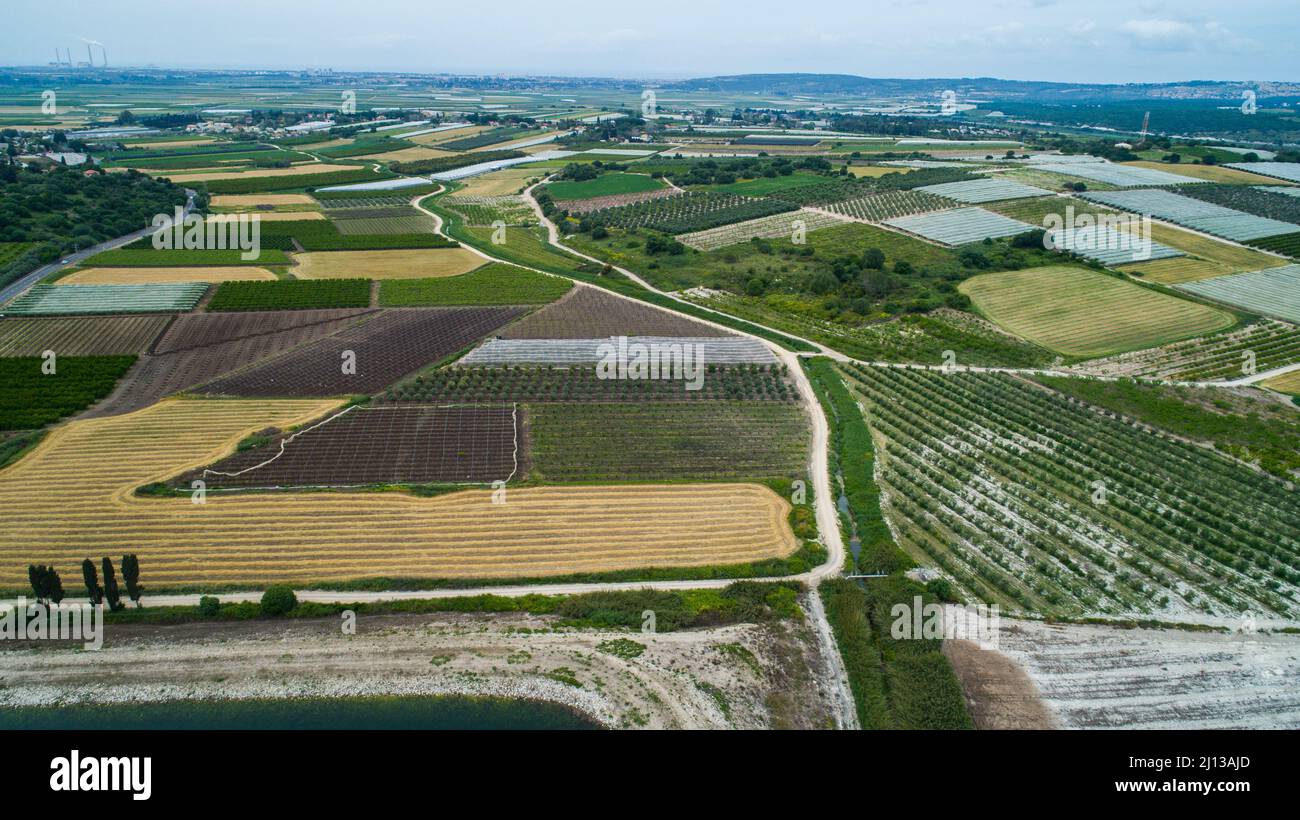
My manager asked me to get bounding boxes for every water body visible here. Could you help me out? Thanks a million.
[0,696,601,730]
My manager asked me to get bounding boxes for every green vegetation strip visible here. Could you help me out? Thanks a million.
[207,279,372,312]
[0,356,135,430]
[378,264,571,306]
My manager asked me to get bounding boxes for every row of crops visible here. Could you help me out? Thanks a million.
[439,195,536,226]
[1073,318,1300,382]
[582,192,798,234]
[677,209,845,251]
[822,190,955,223]
[1179,184,1300,224]
[842,364,1300,618]
[3,283,208,316]
[1081,188,1298,242]
[1175,264,1300,323]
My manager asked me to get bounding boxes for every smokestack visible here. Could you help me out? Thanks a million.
[87,43,94,66]
[100,45,107,67]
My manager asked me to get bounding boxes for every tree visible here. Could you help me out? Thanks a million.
[261,585,298,616]
[101,557,124,612]
[28,564,46,602]
[48,568,64,604]
[121,554,143,607]
[862,248,885,270]
[198,596,221,617]
[82,558,103,606]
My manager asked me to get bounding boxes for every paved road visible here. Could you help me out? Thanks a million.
[0,190,197,306]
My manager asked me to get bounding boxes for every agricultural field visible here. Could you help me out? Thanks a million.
[959,265,1234,357]
[1178,184,1300,223]
[1121,161,1286,185]
[377,265,572,306]
[180,405,520,489]
[3,283,208,316]
[292,248,485,280]
[1080,188,1297,242]
[0,356,136,429]
[0,316,171,357]
[1264,369,1300,395]
[329,209,436,235]
[552,187,681,215]
[83,248,290,266]
[1072,319,1300,382]
[1175,264,1300,323]
[0,398,797,586]
[914,178,1052,203]
[59,267,278,284]
[678,210,846,251]
[452,167,537,197]
[196,307,526,396]
[1226,162,1300,183]
[380,363,797,403]
[546,173,665,201]
[88,310,376,417]
[459,336,777,366]
[841,364,1300,618]
[439,195,536,226]
[1246,232,1300,258]
[584,192,798,234]
[500,286,729,338]
[1027,161,1206,187]
[528,402,808,482]
[884,207,1035,246]
[822,190,954,223]
[207,279,373,311]
[210,194,317,209]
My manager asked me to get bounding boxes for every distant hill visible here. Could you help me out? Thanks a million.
[666,73,1300,101]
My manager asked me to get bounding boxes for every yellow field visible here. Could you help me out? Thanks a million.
[165,163,356,182]
[293,248,486,279]
[409,125,485,146]
[206,210,325,221]
[959,265,1235,357]
[351,145,455,163]
[122,138,217,150]
[211,194,317,206]
[456,168,538,196]
[0,399,797,587]
[1123,161,1293,185]
[1262,369,1300,395]
[59,267,277,284]
[849,166,915,178]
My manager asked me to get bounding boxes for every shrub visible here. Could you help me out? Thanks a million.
[198,595,221,617]
[260,585,298,616]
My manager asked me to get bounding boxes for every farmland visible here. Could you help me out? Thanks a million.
[380,363,797,403]
[182,405,520,489]
[547,173,664,201]
[0,398,798,586]
[500,286,729,338]
[528,402,808,482]
[678,210,845,251]
[3,283,208,316]
[1080,188,1296,242]
[822,190,954,223]
[0,316,171,357]
[439,195,536,226]
[1175,264,1300,323]
[1178,184,1300,224]
[377,265,570,306]
[83,248,290,266]
[841,364,1300,618]
[196,307,526,396]
[293,248,485,280]
[207,279,373,311]
[959,265,1234,357]
[60,267,277,284]
[1073,318,1300,382]
[0,356,136,429]
[583,192,798,234]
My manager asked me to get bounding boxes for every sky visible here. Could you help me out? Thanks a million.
[2,0,1295,84]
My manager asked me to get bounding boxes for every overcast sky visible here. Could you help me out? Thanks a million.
[3,0,1295,83]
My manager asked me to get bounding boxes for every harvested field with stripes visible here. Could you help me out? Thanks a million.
[183,404,520,489]
[0,398,798,587]
[677,209,844,251]
[86,310,375,417]
[460,336,777,366]
[529,402,808,482]
[1071,319,1300,381]
[197,307,526,397]
[1264,369,1300,395]
[380,364,797,403]
[292,248,486,280]
[58,267,277,285]
[0,316,170,357]
[499,286,731,339]
[3,284,208,316]
[959,265,1234,357]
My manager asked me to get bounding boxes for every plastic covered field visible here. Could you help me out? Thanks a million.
[1227,162,1300,183]
[914,177,1053,203]
[1175,264,1300,323]
[3,283,208,316]
[1079,189,1298,242]
[883,207,1035,246]
[459,336,777,365]
[1046,226,1183,266]
[1029,162,1206,187]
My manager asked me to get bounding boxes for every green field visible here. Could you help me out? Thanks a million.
[959,265,1235,357]
[84,248,290,266]
[206,278,372,311]
[546,173,665,201]
[377,264,572,306]
[0,356,136,430]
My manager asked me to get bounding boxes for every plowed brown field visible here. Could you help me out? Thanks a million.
[0,399,796,587]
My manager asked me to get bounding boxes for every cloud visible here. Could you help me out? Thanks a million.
[1117,18,1254,53]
